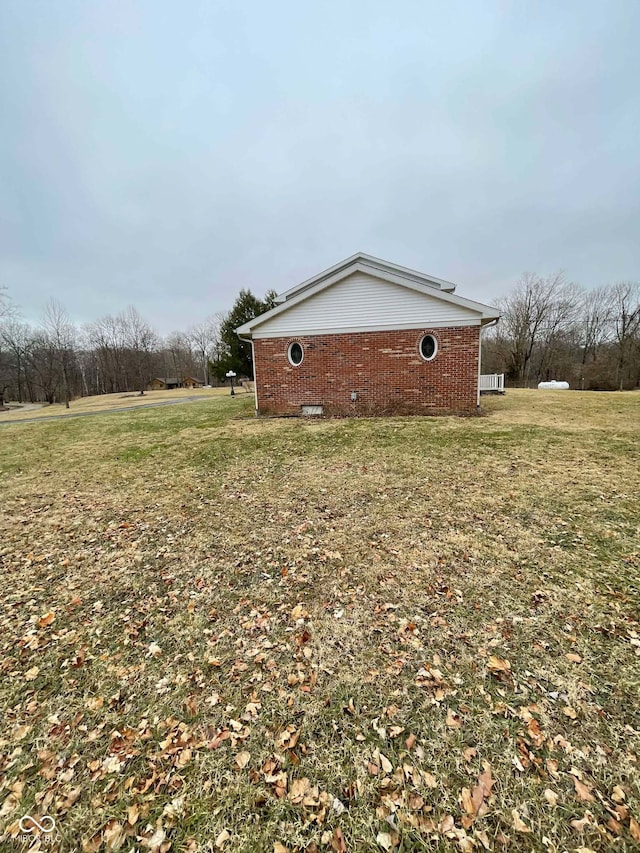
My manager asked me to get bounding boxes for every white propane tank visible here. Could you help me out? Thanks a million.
[537,380,570,390]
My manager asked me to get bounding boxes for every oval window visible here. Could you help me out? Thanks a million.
[288,341,304,366]
[419,334,437,361]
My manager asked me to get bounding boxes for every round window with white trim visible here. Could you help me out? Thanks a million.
[288,341,304,366]
[419,334,438,361]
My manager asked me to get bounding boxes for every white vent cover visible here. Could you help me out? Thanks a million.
[301,405,323,416]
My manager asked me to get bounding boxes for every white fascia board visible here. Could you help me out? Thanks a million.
[251,318,483,339]
[236,264,499,336]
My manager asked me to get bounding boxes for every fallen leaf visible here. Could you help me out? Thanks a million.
[546,759,560,779]
[477,761,493,797]
[215,829,230,849]
[439,815,455,833]
[62,788,82,809]
[573,777,595,802]
[446,708,462,728]
[274,844,289,853]
[38,611,56,628]
[12,724,31,741]
[82,833,103,853]
[379,752,393,774]
[461,786,484,818]
[630,816,640,841]
[475,830,491,850]
[511,809,531,833]
[526,718,545,748]
[0,795,19,818]
[566,653,582,663]
[462,747,477,763]
[330,827,347,852]
[376,832,393,850]
[611,785,625,803]
[570,813,592,831]
[289,777,310,804]
[104,820,126,851]
[423,772,438,789]
[147,642,162,658]
[277,726,299,750]
[487,656,512,681]
[543,789,559,807]
[607,818,622,836]
[235,750,251,770]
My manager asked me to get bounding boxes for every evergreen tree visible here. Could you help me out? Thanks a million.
[216,289,276,379]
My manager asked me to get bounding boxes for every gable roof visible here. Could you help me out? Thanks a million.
[275,252,457,302]
[236,253,499,336]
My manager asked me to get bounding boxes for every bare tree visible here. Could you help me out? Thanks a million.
[0,320,32,404]
[609,282,640,390]
[0,289,14,408]
[25,331,62,404]
[42,300,77,408]
[578,286,615,365]
[120,306,159,395]
[164,331,197,383]
[189,315,222,387]
[86,314,129,394]
[498,272,580,385]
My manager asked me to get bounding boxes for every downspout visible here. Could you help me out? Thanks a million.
[478,319,499,407]
[238,334,258,415]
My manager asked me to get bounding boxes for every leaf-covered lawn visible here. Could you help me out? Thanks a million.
[1,390,639,852]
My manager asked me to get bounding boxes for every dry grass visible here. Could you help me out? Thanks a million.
[0,387,242,423]
[0,390,639,852]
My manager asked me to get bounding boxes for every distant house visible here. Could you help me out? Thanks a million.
[148,376,203,391]
[236,253,500,416]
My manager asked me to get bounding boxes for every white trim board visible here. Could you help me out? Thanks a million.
[251,318,482,339]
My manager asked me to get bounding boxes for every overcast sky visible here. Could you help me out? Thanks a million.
[1,0,639,334]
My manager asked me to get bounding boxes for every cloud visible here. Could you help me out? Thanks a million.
[1,0,639,332]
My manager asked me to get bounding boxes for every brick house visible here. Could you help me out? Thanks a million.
[236,253,499,416]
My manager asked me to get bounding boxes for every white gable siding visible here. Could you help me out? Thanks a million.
[252,272,481,338]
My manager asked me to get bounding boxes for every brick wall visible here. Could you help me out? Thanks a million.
[253,326,480,416]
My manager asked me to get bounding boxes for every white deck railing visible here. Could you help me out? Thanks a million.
[480,373,505,393]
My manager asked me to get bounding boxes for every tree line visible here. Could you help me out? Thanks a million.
[0,287,275,408]
[483,274,640,390]
[2,272,639,407]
